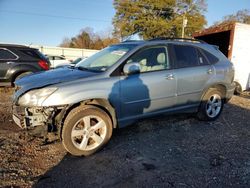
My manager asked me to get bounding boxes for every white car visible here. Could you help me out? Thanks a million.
[46,55,71,68]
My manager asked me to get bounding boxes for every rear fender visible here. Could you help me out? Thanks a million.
[7,64,39,82]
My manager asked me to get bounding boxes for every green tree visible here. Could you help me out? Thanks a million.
[174,0,207,37]
[113,0,207,39]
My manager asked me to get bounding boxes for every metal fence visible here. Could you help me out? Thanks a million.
[31,45,99,61]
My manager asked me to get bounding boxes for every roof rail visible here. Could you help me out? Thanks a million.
[121,40,144,43]
[148,37,207,44]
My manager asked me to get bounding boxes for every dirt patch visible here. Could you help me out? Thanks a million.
[1,89,250,187]
[0,88,66,187]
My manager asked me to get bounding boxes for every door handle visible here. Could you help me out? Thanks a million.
[165,74,174,80]
[7,61,15,65]
[207,68,213,74]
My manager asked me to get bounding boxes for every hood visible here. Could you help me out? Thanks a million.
[14,67,99,100]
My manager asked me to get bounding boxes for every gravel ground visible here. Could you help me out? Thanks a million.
[0,88,250,187]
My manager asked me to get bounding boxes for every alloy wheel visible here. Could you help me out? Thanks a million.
[71,115,107,151]
[206,94,222,118]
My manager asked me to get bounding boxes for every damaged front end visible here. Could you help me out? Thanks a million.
[12,105,67,134]
[12,85,68,136]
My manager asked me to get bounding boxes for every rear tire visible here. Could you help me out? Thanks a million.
[62,105,113,156]
[197,88,224,121]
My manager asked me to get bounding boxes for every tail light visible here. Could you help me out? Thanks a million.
[38,60,49,70]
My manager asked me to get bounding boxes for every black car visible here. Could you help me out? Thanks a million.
[0,44,50,86]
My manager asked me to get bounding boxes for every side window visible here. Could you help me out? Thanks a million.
[202,50,219,64]
[0,49,17,60]
[172,45,199,68]
[126,46,170,73]
[197,50,209,65]
[47,56,53,60]
[55,56,65,60]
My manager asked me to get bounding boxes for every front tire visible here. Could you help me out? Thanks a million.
[197,88,224,121]
[62,105,113,156]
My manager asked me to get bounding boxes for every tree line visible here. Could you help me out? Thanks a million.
[214,9,250,26]
[59,27,119,50]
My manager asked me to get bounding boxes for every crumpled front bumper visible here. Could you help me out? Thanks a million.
[12,105,55,129]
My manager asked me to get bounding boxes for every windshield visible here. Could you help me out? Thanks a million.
[76,44,137,72]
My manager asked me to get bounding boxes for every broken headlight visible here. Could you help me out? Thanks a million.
[18,87,57,106]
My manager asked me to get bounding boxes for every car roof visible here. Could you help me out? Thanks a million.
[0,43,38,50]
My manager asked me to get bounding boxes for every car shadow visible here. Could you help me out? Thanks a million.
[33,98,250,188]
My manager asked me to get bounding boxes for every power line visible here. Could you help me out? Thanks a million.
[0,10,111,23]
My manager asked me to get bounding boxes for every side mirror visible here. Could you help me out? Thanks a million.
[123,62,141,75]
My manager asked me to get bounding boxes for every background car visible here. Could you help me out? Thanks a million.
[0,44,50,86]
[70,56,88,65]
[55,57,88,68]
[45,55,71,68]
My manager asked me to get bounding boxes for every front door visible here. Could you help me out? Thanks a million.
[119,45,177,120]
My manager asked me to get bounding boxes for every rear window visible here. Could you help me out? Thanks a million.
[0,49,17,60]
[202,50,219,64]
[19,49,41,59]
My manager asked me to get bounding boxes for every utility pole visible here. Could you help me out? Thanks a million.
[181,15,188,38]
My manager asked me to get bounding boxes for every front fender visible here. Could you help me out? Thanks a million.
[41,76,120,107]
[42,89,117,106]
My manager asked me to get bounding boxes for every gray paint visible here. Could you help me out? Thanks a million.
[13,40,235,128]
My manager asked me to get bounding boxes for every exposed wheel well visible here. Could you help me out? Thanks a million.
[58,98,117,135]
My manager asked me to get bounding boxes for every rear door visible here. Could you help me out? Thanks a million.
[119,45,177,119]
[169,44,215,106]
[0,48,18,80]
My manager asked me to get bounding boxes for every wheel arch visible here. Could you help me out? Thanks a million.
[200,83,227,102]
[8,65,38,85]
[57,98,117,138]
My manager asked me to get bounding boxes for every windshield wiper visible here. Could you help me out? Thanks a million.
[76,66,91,71]
[76,66,104,73]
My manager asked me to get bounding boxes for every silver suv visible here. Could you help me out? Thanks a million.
[12,38,235,156]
